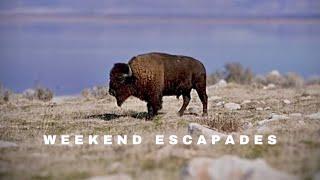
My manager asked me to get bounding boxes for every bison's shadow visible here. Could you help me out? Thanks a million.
[86,113,124,121]
[85,112,150,121]
[128,112,149,119]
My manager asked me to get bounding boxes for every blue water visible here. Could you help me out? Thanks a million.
[1,21,320,95]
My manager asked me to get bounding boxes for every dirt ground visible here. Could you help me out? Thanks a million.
[0,84,320,180]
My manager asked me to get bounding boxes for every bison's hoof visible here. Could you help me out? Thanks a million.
[146,114,154,120]
[202,112,208,117]
[178,111,184,117]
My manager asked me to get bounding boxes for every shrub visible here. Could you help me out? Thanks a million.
[36,87,53,101]
[264,71,304,88]
[283,72,304,88]
[208,64,306,88]
[265,70,286,86]
[23,86,53,101]
[253,75,267,85]
[0,83,11,103]
[207,70,224,85]
[91,86,108,99]
[81,88,91,99]
[23,89,36,100]
[225,63,254,84]
[81,86,109,99]
[197,112,241,132]
[243,68,254,84]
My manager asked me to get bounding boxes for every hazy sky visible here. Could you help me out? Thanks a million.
[0,1,320,95]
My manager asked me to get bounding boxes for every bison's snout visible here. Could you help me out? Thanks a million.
[109,89,116,96]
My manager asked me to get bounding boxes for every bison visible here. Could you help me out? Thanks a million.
[108,52,208,119]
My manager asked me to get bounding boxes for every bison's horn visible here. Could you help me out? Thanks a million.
[127,64,132,77]
[123,64,132,77]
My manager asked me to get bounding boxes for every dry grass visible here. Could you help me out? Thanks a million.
[0,85,11,104]
[208,63,306,88]
[0,85,320,180]
[22,87,53,102]
[207,62,254,85]
[81,86,110,100]
[225,62,254,85]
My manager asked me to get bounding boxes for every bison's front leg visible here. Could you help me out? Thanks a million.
[146,96,163,120]
[147,103,154,119]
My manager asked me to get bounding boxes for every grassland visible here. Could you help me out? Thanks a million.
[0,84,319,180]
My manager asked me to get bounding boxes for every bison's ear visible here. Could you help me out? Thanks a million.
[112,63,133,84]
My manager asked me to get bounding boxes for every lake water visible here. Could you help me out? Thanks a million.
[1,17,320,94]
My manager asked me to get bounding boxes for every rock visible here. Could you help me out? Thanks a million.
[300,96,312,101]
[256,107,263,111]
[88,174,131,180]
[187,107,198,115]
[0,140,17,148]
[188,123,227,138]
[306,112,320,120]
[264,107,271,110]
[242,122,253,130]
[289,113,302,118]
[241,100,251,105]
[207,80,227,92]
[209,96,222,101]
[260,101,266,105]
[224,103,241,110]
[215,79,227,88]
[257,114,289,126]
[298,120,305,126]
[269,70,281,77]
[257,114,292,133]
[269,114,289,120]
[283,99,291,104]
[181,155,297,180]
[263,84,276,90]
[215,101,225,106]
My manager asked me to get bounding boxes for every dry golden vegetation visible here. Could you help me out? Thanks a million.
[0,84,320,180]
[207,63,320,89]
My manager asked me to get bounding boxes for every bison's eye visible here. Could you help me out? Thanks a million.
[116,77,126,83]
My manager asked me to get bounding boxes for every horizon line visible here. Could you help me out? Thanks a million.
[1,13,320,25]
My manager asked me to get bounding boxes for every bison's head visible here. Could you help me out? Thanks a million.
[109,63,134,107]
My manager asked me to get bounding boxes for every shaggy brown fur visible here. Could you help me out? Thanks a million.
[109,52,208,119]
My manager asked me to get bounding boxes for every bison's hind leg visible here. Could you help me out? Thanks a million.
[194,80,208,116]
[178,91,191,116]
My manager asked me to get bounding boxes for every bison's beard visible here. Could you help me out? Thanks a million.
[115,94,130,107]
[116,99,124,107]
